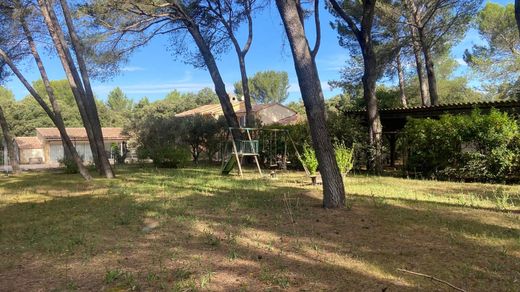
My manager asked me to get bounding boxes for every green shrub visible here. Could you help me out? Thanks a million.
[334,143,354,175]
[136,146,150,161]
[327,113,368,169]
[403,109,519,182]
[148,146,191,168]
[301,142,318,175]
[133,111,227,164]
[261,123,310,170]
[282,123,311,147]
[327,113,367,147]
[110,143,128,164]
[274,115,367,171]
[182,115,226,163]
[58,157,79,174]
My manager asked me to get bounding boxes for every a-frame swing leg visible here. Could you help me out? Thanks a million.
[230,136,243,177]
[253,155,262,176]
[239,155,245,175]
[246,129,263,176]
[282,132,288,169]
[289,135,311,176]
[221,131,230,170]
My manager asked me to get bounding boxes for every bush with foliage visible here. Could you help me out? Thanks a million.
[110,143,129,164]
[403,116,462,174]
[301,142,318,175]
[327,112,368,170]
[261,123,310,170]
[126,87,222,163]
[147,145,191,168]
[58,157,79,174]
[133,104,227,166]
[403,109,519,182]
[135,117,189,167]
[268,112,366,171]
[182,115,226,163]
[335,143,354,175]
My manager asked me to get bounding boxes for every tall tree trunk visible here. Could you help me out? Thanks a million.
[19,14,92,180]
[0,105,20,174]
[183,20,241,132]
[361,46,383,174]
[418,28,439,106]
[396,49,408,107]
[276,0,346,208]
[0,48,93,180]
[38,0,106,175]
[329,0,382,174]
[516,0,520,37]
[58,0,114,178]
[207,0,255,128]
[238,55,254,127]
[409,26,430,106]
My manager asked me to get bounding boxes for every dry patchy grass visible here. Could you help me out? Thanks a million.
[0,166,519,291]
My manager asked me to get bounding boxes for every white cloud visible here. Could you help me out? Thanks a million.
[120,66,145,72]
[123,84,213,94]
[321,82,332,91]
[94,71,331,99]
[176,70,193,83]
[94,81,215,96]
[92,70,218,97]
[316,54,350,71]
[288,82,300,93]
[455,58,467,66]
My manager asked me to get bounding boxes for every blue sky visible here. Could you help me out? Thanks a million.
[4,0,514,103]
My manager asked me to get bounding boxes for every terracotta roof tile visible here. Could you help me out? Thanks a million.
[235,103,275,114]
[276,113,302,125]
[15,137,43,149]
[175,101,244,117]
[175,104,224,117]
[175,102,300,123]
[36,128,127,141]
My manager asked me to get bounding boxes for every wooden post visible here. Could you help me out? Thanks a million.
[388,133,397,167]
[288,135,310,176]
[246,128,262,176]
[283,130,288,170]
[230,128,243,177]
[221,131,230,170]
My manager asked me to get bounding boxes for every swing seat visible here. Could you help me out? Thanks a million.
[235,140,259,155]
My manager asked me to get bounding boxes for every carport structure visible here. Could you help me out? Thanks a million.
[344,100,520,166]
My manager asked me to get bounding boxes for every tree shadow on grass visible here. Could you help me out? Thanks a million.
[346,175,520,212]
[0,167,519,291]
[153,187,520,291]
[351,192,520,214]
[420,185,520,206]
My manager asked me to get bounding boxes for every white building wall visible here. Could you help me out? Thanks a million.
[19,149,44,164]
[48,141,122,163]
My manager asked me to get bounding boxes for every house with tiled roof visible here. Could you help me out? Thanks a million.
[14,127,128,165]
[14,137,44,164]
[176,100,300,127]
[175,101,245,118]
[235,103,300,126]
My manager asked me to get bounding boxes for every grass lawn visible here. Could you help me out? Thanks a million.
[0,165,519,291]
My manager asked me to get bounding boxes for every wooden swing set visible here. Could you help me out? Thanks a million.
[220,127,308,177]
